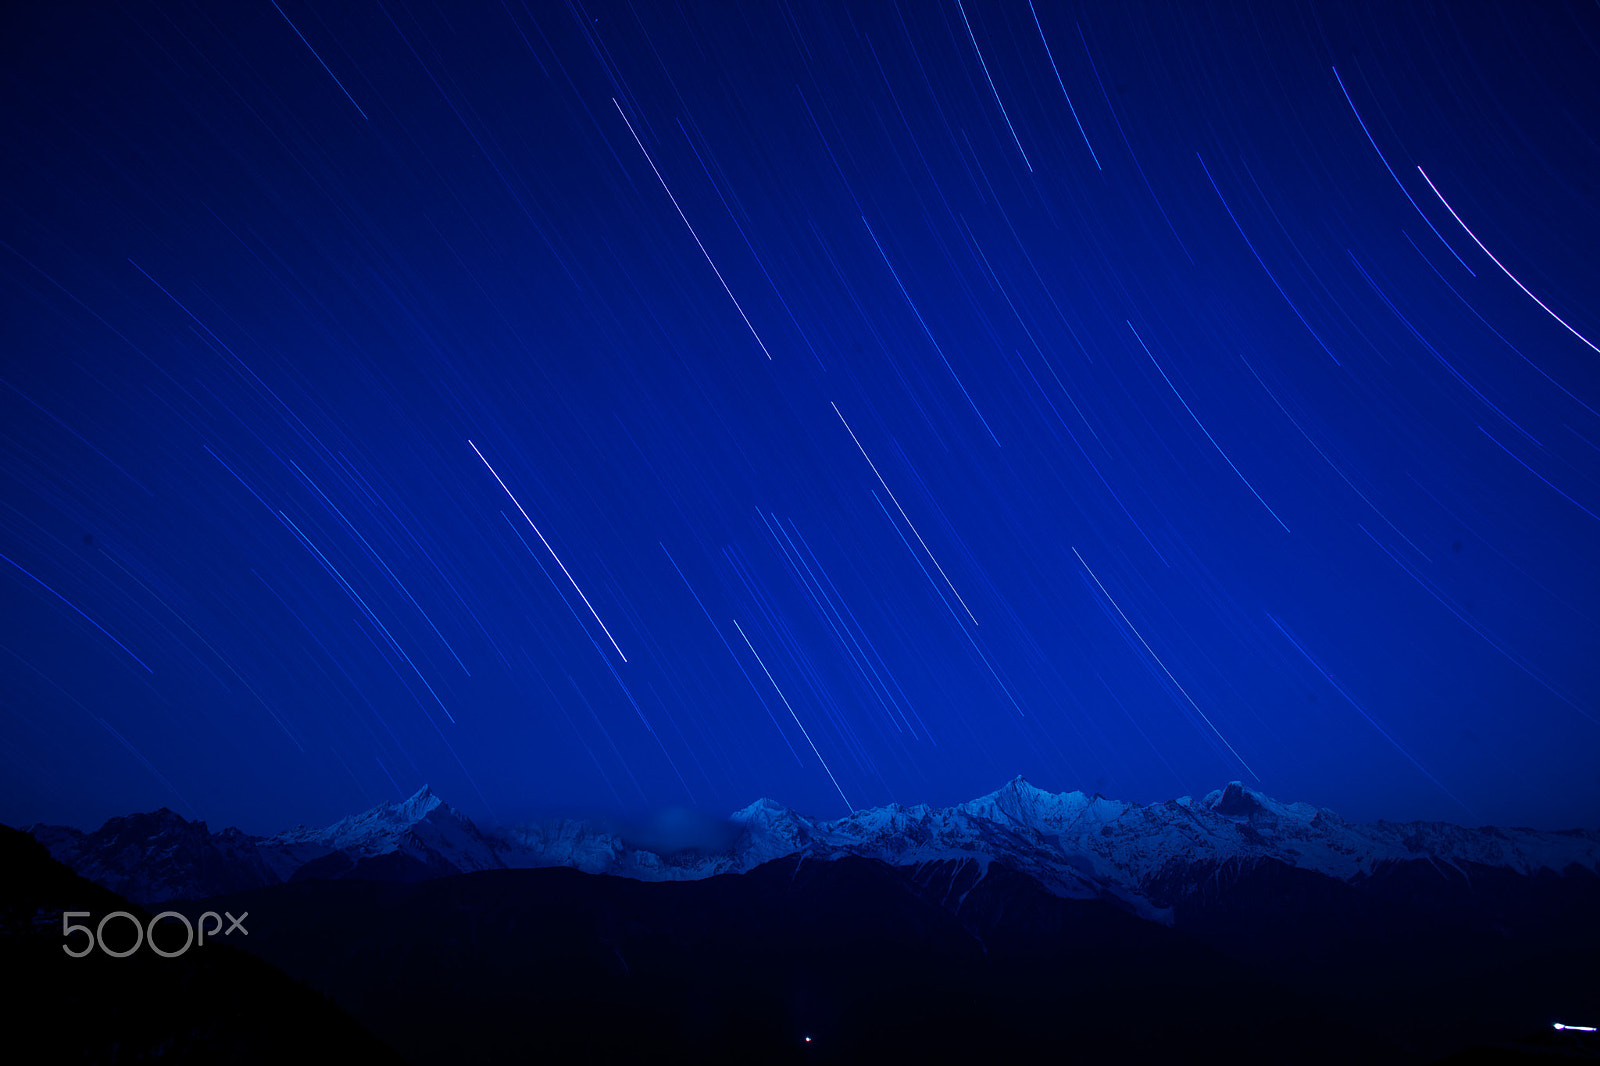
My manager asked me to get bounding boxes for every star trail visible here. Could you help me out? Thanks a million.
[3,1,1598,835]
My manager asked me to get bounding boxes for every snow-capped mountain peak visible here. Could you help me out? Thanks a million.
[958,774,1132,838]
[397,784,443,820]
[269,784,446,850]
[729,795,791,823]
[731,796,812,840]
[1201,780,1323,827]
[249,785,503,883]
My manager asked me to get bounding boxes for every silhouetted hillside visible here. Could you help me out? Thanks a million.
[0,824,408,1064]
[167,854,1389,1065]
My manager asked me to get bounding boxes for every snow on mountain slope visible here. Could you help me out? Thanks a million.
[489,777,1600,923]
[29,778,1600,917]
[260,785,505,880]
[943,778,1600,902]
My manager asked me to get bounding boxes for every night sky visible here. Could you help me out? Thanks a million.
[4,1,1598,837]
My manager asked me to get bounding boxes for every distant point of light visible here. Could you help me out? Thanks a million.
[1417,166,1600,356]
[611,99,774,360]
[1554,1022,1598,1031]
[269,0,369,120]
[468,441,628,662]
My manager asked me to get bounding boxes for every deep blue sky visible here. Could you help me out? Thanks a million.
[3,1,1598,836]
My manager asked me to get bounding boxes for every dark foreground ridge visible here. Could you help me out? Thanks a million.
[162,855,1385,1065]
[0,824,408,1065]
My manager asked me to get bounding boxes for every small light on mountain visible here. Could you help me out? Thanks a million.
[1554,1022,1598,1031]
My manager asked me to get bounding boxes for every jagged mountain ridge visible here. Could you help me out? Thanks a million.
[29,784,500,904]
[30,777,1600,919]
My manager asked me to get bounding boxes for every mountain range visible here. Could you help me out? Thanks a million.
[22,780,1600,1063]
[30,777,1600,919]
